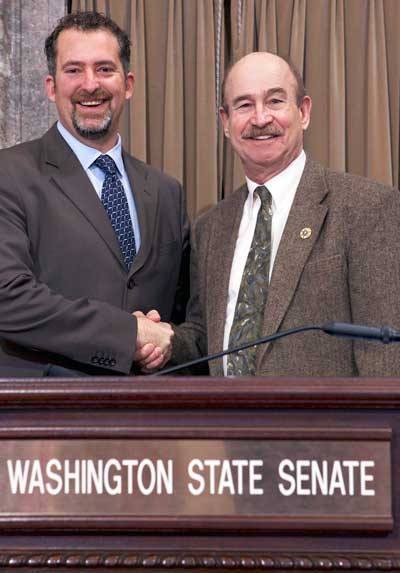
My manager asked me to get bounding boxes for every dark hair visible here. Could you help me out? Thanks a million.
[45,11,131,77]
[221,53,306,113]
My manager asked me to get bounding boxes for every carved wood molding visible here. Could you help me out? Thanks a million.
[1,377,400,409]
[0,552,400,570]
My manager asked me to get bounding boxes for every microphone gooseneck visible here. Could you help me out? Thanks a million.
[156,321,400,376]
[156,325,321,376]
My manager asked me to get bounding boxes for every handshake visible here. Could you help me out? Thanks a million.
[133,310,174,373]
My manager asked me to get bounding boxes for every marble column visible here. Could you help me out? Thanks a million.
[0,0,65,149]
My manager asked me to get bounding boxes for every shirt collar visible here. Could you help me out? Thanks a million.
[57,121,124,174]
[245,150,306,212]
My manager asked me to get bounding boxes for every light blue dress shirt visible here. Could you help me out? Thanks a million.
[57,121,141,251]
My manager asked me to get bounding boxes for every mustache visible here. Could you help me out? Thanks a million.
[71,89,112,103]
[242,125,283,139]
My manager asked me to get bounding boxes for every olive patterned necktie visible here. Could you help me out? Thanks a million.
[227,185,272,376]
[93,154,136,271]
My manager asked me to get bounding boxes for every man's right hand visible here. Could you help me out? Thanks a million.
[134,313,173,372]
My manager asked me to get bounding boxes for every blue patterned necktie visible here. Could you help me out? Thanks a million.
[93,154,136,270]
[227,185,272,376]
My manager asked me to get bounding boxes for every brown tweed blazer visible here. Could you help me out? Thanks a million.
[173,157,400,377]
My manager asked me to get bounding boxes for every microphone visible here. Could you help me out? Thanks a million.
[156,321,400,376]
[322,322,400,343]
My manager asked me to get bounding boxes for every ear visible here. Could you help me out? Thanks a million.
[45,75,56,103]
[219,106,230,138]
[125,71,135,101]
[299,95,312,131]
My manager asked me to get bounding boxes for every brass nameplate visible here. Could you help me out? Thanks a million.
[0,435,391,532]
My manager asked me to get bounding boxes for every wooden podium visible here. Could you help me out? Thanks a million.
[0,377,398,572]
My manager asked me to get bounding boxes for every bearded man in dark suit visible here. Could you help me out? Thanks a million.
[158,52,400,377]
[0,11,189,377]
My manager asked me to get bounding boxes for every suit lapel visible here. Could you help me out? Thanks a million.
[43,126,125,268]
[257,159,329,366]
[42,126,156,274]
[207,186,247,374]
[122,152,157,277]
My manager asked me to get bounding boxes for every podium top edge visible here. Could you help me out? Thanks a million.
[0,377,397,409]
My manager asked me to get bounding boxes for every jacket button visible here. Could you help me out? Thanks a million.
[91,356,99,364]
[127,277,135,289]
[110,359,116,367]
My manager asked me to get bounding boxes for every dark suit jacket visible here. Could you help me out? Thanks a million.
[0,125,189,376]
[173,158,400,376]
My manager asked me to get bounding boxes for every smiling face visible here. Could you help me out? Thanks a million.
[45,28,134,152]
[220,52,311,183]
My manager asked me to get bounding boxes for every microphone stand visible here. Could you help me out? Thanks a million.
[155,325,321,376]
[156,321,400,376]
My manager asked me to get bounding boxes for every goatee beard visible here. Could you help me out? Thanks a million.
[72,108,112,140]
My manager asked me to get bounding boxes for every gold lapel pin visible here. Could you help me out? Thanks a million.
[300,227,312,239]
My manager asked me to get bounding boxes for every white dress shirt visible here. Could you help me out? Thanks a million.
[223,150,306,374]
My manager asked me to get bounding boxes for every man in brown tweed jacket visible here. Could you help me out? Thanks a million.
[144,51,400,377]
